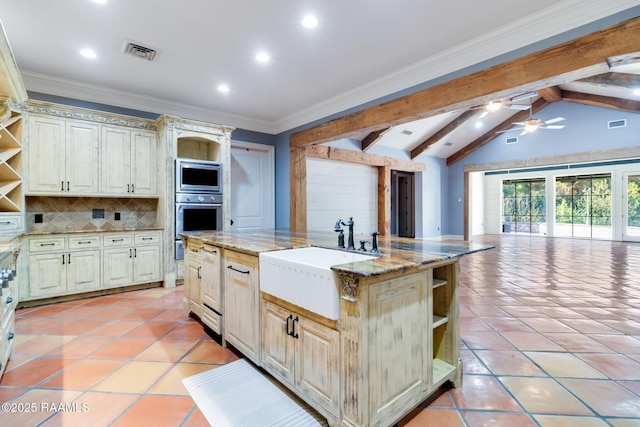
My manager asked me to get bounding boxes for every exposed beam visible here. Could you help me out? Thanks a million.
[410,109,477,159]
[306,145,425,172]
[576,72,640,89]
[290,146,307,231]
[289,16,640,147]
[561,90,640,112]
[361,128,389,152]
[446,98,549,166]
[538,86,563,102]
[378,166,391,235]
[608,52,640,68]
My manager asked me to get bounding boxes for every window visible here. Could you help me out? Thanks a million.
[555,174,612,238]
[502,179,546,234]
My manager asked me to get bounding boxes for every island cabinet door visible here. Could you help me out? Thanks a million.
[261,300,295,384]
[295,316,340,418]
[201,245,221,313]
[223,251,259,364]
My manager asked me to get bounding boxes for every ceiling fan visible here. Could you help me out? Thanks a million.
[474,91,538,118]
[497,106,566,135]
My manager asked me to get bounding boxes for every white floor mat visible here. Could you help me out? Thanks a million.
[182,359,329,427]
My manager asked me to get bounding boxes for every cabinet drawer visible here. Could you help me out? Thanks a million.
[201,305,221,335]
[1,287,14,325]
[0,215,22,233]
[29,237,66,252]
[103,234,133,247]
[68,235,101,249]
[134,231,161,245]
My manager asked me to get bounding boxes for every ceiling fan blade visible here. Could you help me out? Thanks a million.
[510,91,537,102]
[506,104,531,110]
[512,122,526,126]
[545,117,565,124]
[545,125,566,129]
[478,110,489,119]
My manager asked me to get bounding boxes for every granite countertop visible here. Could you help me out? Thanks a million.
[22,227,164,237]
[182,229,493,278]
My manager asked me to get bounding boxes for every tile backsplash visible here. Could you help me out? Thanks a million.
[26,197,158,233]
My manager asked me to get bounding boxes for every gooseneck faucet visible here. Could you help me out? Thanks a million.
[339,217,355,250]
[334,219,345,249]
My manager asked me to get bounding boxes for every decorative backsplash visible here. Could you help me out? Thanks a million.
[26,197,158,233]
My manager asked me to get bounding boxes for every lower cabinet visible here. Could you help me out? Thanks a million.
[23,231,162,301]
[223,249,259,364]
[200,244,222,334]
[261,299,340,418]
[182,242,202,317]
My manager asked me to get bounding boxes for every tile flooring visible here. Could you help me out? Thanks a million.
[0,234,639,426]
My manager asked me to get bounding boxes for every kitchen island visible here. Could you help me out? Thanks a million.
[181,229,491,427]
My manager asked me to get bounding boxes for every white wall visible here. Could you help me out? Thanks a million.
[306,158,378,240]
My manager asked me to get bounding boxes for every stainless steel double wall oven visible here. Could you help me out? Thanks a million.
[175,159,223,259]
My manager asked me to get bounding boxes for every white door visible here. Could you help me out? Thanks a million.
[622,172,640,242]
[230,141,274,229]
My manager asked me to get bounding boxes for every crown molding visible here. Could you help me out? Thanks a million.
[21,70,275,133]
[273,0,640,134]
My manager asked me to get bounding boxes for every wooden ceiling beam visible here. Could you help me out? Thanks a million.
[538,86,563,102]
[446,98,549,166]
[410,109,477,159]
[361,127,389,152]
[575,72,640,89]
[289,16,640,148]
[561,90,640,112]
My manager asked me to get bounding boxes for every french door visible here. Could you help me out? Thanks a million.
[622,173,640,242]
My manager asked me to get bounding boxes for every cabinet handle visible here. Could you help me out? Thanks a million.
[131,183,135,193]
[67,253,71,264]
[112,238,124,242]
[197,266,201,279]
[67,181,70,191]
[292,316,299,339]
[190,248,199,253]
[61,181,64,191]
[286,314,293,336]
[40,243,56,247]
[227,265,250,274]
[62,254,65,265]
[142,237,153,241]
[129,248,133,258]
[203,247,217,254]
[78,241,92,244]
[127,184,130,193]
[7,332,14,340]
[6,296,12,305]
[134,248,137,258]
[0,221,12,225]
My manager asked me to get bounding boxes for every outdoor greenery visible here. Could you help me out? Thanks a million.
[628,175,640,227]
[555,175,611,226]
[502,179,545,233]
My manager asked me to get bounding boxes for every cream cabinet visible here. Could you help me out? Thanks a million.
[23,231,162,301]
[27,116,99,195]
[100,126,157,196]
[27,235,101,298]
[200,244,222,334]
[183,241,202,317]
[223,250,259,364]
[103,231,162,288]
[261,299,340,417]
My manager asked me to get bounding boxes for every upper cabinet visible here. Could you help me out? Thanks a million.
[100,126,156,196]
[25,101,159,198]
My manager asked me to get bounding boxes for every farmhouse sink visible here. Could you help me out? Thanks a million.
[259,247,374,320]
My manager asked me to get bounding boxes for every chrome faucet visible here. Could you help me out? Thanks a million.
[336,217,355,250]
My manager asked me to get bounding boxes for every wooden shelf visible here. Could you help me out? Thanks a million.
[432,358,456,385]
[432,315,448,329]
[433,278,447,289]
[0,111,23,214]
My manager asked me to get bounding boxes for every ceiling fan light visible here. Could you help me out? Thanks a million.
[485,100,503,112]
[523,119,539,133]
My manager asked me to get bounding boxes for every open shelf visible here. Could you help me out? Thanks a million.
[433,278,447,289]
[0,111,23,215]
[432,315,448,329]
[432,358,456,385]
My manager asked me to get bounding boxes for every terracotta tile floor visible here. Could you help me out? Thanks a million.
[1,235,639,426]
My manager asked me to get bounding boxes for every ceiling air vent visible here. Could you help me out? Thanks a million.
[401,129,413,136]
[608,119,627,129]
[123,40,157,61]
[444,142,453,147]
[505,137,518,144]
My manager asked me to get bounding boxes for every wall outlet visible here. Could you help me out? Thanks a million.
[92,209,105,219]
[115,212,121,221]
[35,213,43,223]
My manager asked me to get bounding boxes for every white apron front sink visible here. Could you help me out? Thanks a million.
[259,247,374,320]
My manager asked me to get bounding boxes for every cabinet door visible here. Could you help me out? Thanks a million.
[103,247,133,287]
[27,116,65,193]
[183,256,202,317]
[201,245,221,312]
[130,131,157,195]
[28,253,66,297]
[133,245,161,284]
[261,301,295,384]
[66,121,99,194]
[67,250,101,292]
[100,126,131,195]
[296,316,340,417]
[224,251,259,363]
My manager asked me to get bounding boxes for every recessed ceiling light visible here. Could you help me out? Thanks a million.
[217,84,230,93]
[80,48,97,59]
[91,0,107,4]
[475,121,483,128]
[301,15,318,29]
[256,52,270,63]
